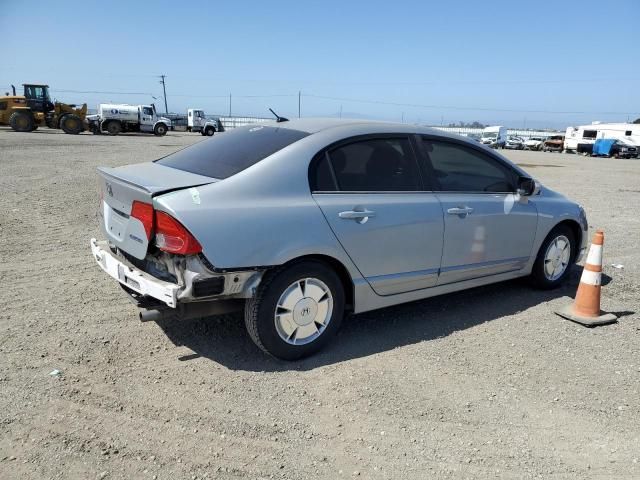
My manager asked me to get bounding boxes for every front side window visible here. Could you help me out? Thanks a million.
[142,107,153,115]
[421,138,514,192]
[583,130,597,139]
[312,137,421,192]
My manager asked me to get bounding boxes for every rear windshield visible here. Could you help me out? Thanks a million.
[156,125,309,179]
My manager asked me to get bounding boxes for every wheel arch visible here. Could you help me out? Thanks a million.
[550,219,583,262]
[276,254,355,312]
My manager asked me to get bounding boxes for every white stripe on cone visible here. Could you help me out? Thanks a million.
[585,244,603,266]
[580,269,602,286]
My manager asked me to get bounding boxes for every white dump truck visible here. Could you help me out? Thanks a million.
[187,108,221,136]
[86,103,171,136]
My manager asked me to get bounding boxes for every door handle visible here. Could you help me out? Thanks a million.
[339,209,376,224]
[447,206,474,216]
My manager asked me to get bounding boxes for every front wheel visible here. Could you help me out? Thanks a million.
[529,225,575,289]
[204,126,215,136]
[154,123,168,136]
[60,114,83,134]
[245,261,345,360]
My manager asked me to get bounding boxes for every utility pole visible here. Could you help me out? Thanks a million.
[158,75,168,114]
[298,91,301,118]
[229,93,232,117]
[339,105,343,118]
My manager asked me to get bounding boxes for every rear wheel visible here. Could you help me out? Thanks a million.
[245,261,345,360]
[60,114,83,134]
[530,225,575,289]
[9,111,35,132]
[154,123,168,136]
[105,120,121,136]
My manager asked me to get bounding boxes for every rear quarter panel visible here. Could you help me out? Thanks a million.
[152,134,364,282]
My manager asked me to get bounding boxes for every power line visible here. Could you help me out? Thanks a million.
[304,94,637,116]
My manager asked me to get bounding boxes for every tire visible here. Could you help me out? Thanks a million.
[204,126,215,136]
[60,114,83,134]
[244,261,345,360]
[529,225,575,289]
[105,121,121,136]
[154,123,168,136]
[9,111,35,132]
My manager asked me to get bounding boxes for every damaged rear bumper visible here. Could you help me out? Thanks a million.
[91,238,263,310]
[91,238,180,307]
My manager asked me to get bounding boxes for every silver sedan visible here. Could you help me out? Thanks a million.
[91,118,588,359]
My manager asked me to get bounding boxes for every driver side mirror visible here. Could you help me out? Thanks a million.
[517,176,536,196]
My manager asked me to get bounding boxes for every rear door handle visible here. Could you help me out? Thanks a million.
[339,209,376,224]
[447,206,474,216]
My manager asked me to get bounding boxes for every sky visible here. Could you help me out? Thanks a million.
[1,0,638,129]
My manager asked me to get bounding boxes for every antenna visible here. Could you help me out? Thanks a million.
[268,108,289,123]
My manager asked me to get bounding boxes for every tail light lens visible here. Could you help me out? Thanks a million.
[130,201,154,239]
[154,211,202,255]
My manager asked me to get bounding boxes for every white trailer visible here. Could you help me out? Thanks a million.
[564,122,640,153]
[187,108,219,136]
[86,103,171,136]
[480,125,508,148]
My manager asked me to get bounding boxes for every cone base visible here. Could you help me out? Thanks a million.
[555,305,617,327]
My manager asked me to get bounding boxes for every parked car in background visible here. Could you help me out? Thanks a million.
[465,133,482,142]
[610,139,638,159]
[592,138,638,159]
[505,136,525,150]
[525,137,545,151]
[91,118,588,360]
[543,135,565,152]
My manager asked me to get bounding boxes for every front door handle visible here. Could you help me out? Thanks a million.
[339,209,376,224]
[447,206,474,216]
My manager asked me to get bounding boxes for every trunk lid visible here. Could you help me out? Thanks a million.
[98,162,215,259]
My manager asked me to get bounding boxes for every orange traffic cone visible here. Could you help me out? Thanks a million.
[556,230,617,326]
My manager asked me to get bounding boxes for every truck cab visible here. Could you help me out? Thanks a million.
[186,108,220,136]
[187,109,206,132]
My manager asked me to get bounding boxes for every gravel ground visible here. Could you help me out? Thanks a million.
[0,128,638,480]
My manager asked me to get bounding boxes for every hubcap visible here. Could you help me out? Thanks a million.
[543,235,571,281]
[274,278,333,345]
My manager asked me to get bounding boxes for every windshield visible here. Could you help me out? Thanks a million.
[156,125,309,179]
[482,132,497,138]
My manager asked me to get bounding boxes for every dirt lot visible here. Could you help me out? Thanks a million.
[1,128,639,480]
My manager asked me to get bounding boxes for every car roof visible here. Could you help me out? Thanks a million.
[261,117,462,139]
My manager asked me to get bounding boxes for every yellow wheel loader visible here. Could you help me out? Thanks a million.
[22,84,87,134]
[1,84,87,134]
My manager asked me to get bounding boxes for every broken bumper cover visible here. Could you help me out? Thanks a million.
[90,238,179,308]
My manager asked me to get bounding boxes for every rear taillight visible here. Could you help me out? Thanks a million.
[154,211,202,255]
[130,201,154,239]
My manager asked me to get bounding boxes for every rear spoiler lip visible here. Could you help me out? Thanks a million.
[97,165,218,196]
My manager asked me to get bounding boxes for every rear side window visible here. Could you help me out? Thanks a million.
[421,138,515,192]
[157,125,309,179]
[311,137,421,192]
[583,130,597,139]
